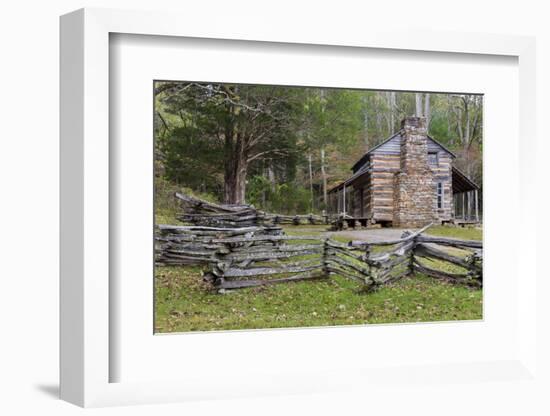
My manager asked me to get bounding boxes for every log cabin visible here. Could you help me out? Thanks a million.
[327,117,480,228]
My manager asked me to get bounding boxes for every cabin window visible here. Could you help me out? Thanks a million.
[428,152,438,166]
[437,182,444,209]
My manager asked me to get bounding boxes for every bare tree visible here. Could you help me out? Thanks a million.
[424,93,431,127]
[414,92,431,128]
[451,94,483,177]
[320,147,328,207]
[415,93,423,117]
[363,102,369,148]
[451,95,482,150]
[386,91,397,133]
[308,153,314,210]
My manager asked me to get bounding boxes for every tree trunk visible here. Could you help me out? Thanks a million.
[361,94,369,149]
[224,154,248,205]
[386,92,392,134]
[308,153,314,211]
[455,106,463,145]
[223,127,248,205]
[363,108,369,149]
[386,91,396,134]
[320,147,328,208]
[415,93,423,117]
[267,160,275,192]
[464,104,471,146]
[447,96,452,142]
[390,91,396,132]
[424,93,431,128]
[463,99,471,177]
[376,111,382,135]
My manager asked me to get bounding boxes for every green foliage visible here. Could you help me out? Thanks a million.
[155,176,219,225]
[246,175,313,214]
[155,81,483,209]
[428,113,454,145]
[161,125,224,193]
[304,89,364,150]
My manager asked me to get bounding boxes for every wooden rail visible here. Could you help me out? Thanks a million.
[155,224,283,266]
[157,208,483,291]
[262,213,326,226]
[175,192,326,227]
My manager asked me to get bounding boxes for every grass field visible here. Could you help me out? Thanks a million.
[155,221,482,333]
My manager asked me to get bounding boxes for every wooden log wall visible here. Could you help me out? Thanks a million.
[431,153,453,221]
[368,154,400,222]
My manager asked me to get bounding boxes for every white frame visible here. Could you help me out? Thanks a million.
[60,8,538,408]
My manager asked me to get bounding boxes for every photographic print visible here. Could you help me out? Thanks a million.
[154,82,483,333]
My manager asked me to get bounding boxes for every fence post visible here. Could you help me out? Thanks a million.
[409,235,417,276]
[364,243,374,286]
[322,237,329,278]
[466,251,483,287]
[364,243,371,262]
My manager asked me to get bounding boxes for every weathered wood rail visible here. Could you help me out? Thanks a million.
[412,236,482,287]
[175,192,262,228]
[175,192,326,227]
[204,234,326,289]
[262,213,326,226]
[155,224,283,265]
[156,222,482,292]
[161,193,482,291]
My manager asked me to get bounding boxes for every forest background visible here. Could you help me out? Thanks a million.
[155,82,483,215]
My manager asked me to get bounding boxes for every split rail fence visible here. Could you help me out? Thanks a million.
[175,192,326,227]
[156,224,283,265]
[156,223,482,292]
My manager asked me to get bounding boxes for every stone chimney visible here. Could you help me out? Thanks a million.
[393,117,437,228]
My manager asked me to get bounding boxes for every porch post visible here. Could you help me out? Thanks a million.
[343,184,346,216]
[467,191,472,221]
[453,193,457,218]
[474,189,479,222]
[470,191,473,220]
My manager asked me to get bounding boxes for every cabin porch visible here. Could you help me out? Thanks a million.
[451,166,481,226]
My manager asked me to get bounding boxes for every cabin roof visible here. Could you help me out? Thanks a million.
[351,130,457,172]
[452,166,480,193]
[328,163,480,195]
[327,166,369,193]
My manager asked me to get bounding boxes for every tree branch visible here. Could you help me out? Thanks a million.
[247,149,288,163]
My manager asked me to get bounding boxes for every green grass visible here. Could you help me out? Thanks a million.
[155,267,482,332]
[155,177,220,226]
[155,223,483,333]
[425,225,482,241]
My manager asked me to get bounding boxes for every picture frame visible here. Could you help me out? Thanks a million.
[60,7,538,408]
